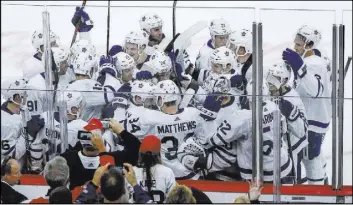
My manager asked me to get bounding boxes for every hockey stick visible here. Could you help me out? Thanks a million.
[70,0,87,47]
[106,0,111,56]
[344,56,352,79]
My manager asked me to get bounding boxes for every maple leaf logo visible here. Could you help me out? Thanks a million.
[82,47,87,53]
[67,93,72,98]
[38,33,43,38]
[142,16,146,22]
[15,81,20,86]
[241,31,246,37]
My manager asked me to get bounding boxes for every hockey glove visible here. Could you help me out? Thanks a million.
[230,74,243,90]
[99,55,117,77]
[136,71,153,80]
[26,115,45,139]
[282,48,305,75]
[72,7,94,32]
[279,99,299,121]
[199,93,224,121]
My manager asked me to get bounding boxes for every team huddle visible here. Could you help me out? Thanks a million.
[1,6,332,190]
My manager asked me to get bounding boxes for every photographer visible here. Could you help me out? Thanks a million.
[61,118,141,190]
[75,163,152,203]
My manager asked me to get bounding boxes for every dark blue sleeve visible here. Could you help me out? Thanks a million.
[108,45,124,56]
[26,115,45,138]
[133,185,153,203]
[75,181,99,204]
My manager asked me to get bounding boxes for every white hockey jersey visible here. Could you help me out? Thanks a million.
[1,105,27,160]
[195,39,214,71]
[294,55,332,134]
[65,79,115,121]
[123,106,217,179]
[23,54,43,80]
[236,101,292,181]
[132,164,176,203]
[26,70,76,116]
[208,96,243,173]
[234,61,252,82]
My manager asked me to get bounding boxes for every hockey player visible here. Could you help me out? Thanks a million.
[66,52,115,121]
[228,29,253,82]
[139,12,169,55]
[122,80,223,179]
[109,30,150,69]
[195,18,232,71]
[282,25,331,184]
[28,91,87,172]
[133,135,176,203]
[23,30,59,80]
[266,61,309,183]
[26,47,70,117]
[1,78,29,160]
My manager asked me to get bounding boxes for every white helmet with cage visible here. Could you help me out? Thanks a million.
[154,80,180,109]
[124,30,149,49]
[71,52,97,78]
[246,79,270,102]
[115,52,136,73]
[31,30,59,53]
[139,12,164,34]
[209,46,235,74]
[149,50,172,75]
[229,29,252,56]
[295,25,322,49]
[266,61,292,91]
[63,91,83,117]
[203,74,231,94]
[130,80,155,106]
[209,18,231,37]
[2,78,28,106]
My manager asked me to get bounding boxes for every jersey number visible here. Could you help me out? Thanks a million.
[1,140,10,151]
[27,100,38,112]
[161,136,178,160]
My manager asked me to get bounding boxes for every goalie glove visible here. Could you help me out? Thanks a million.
[177,137,213,171]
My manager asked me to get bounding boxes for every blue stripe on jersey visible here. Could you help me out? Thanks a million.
[207,39,215,49]
[215,145,237,158]
[40,72,45,79]
[2,144,16,156]
[315,77,324,98]
[308,120,330,129]
[263,126,270,133]
[214,149,234,166]
[175,171,198,180]
[34,53,41,61]
[104,85,116,104]
[239,157,291,176]
[292,135,307,151]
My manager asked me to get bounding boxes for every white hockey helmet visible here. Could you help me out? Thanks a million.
[266,61,292,91]
[246,79,270,102]
[130,80,155,106]
[124,30,149,49]
[150,50,172,74]
[31,30,59,53]
[1,78,28,106]
[63,91,83,117]
[154,80,180,109]
[209,18,231,37]
[115,52,136,73]
[203,74,231,94]
[71,52,98,78]
[139,12,164,34]
[70,39,96,58]
[209,46,235,74]
[229,29,252,56]
[51,47,69,68]
[295,25,322,49]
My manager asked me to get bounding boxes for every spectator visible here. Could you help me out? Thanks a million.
[75,162,152,203]
[165,184,197,203]
[133,135,176,203]
[29,156,70,203]
[61,118,140,190]
[233,178,263,204]
[1,155,28,203]
[49,186,73,204]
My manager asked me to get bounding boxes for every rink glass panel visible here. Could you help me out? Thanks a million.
[342,10,352,186]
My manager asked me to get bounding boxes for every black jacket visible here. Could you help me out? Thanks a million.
[1,181,28,203]
[61,130,141,190]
